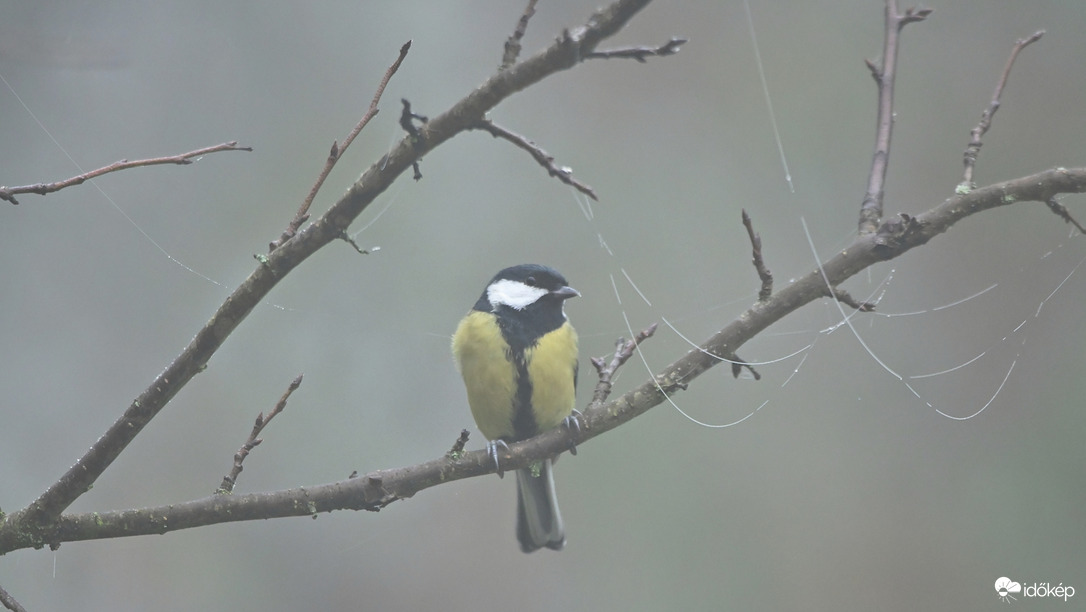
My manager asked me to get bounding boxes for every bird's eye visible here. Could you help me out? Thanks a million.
[526,275,537,286]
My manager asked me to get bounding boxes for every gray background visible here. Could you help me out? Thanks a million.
[1,1,1083,610]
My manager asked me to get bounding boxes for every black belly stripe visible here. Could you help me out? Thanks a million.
[487,300,566,442]
[510,347,537,441]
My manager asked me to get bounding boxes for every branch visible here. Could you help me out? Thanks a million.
[742,209,773,301]
[472,118,598,201]
[5,0,659,543]
[858,1,932,234]
[585,37,686,62]
[0,142,251,205]
[501,0,539,70]
[5,166,1083,551]
[829,287,877,312]
[269,41,411,251]
[575,169,1086,441]
[589,323,658,407]
[958,30,1044,193]
[217,374,303,494]
[446,429,471,458]
[1045,196,1086,234]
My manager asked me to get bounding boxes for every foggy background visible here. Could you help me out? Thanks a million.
[1,1,1083,610]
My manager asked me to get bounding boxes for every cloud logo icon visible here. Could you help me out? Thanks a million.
[995,577,1022,602]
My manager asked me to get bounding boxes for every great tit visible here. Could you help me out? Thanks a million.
[452,264,579,552]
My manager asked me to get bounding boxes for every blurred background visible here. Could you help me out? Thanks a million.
[1,1,1083,610]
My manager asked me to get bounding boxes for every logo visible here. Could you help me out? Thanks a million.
[995,576,1075,603]
[995,577,1021,603]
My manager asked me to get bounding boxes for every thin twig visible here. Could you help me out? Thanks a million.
[828,287,877,312]
[270,40,412,252]
[446,429,471,459]
[585,37,686,62]
[729,355,761,381]
[1045,197,1086,234]
[399,98,428,140]
[472,118,598,201]
[0,142,251,205]
[742,209,773,301]
[589,323,658,407]
[399,98,428,181]
[501,0,539,70]
[958,31,1044,192]
[858,1,932,234]
[338,231,378,255]
[217,375,303,494]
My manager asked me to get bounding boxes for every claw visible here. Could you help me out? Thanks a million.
[487,439,510,478]
[562,409,584,456]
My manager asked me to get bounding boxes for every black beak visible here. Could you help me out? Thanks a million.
[551,286,580,300]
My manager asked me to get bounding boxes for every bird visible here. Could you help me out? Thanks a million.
[452,264,579,552]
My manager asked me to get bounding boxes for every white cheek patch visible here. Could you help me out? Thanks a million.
[487,279,548,311]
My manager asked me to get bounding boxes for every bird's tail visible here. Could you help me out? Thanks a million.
[515,458,565,552]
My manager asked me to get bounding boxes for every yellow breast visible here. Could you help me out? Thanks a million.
[524,322,578,432]
[452,311,518,441]
[452,311,578,441]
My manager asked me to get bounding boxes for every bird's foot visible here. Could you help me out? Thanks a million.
[487,439,511,478]
[562,409,584,456]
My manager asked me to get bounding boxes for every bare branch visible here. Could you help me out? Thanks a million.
[6,0,1077,562]
[472,118,598,201]
[8,0,657,536]
[858,0,932,234]
[585,37,686,62]
[218,375,303,494]
[502,0,539,70]
[0,142,251,205]
[269,40,412,252]
[1045,196,1086,234]
[742,209,773,301]
[3,166,1085,553]
[589,323,658,407]
[958,30,1044,192]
